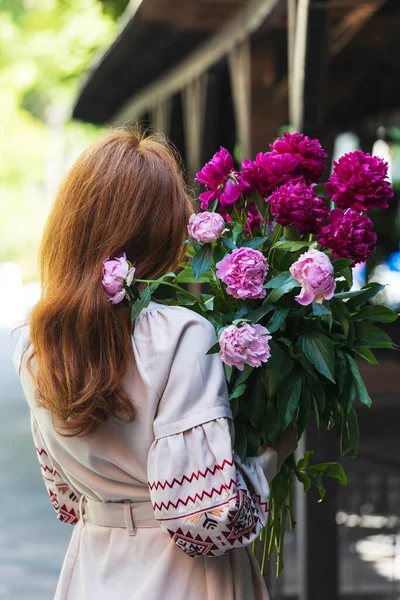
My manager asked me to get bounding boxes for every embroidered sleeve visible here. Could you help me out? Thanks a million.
[31,414,80,525]
[148,417,275,557]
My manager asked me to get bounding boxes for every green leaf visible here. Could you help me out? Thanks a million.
[213,244,226,265]
[355,322,394,348]
[267,308,290,333]
[332,258,354,273]
[235,364,254,386]
[264,272,292,289]
[192,244,213,280]
[272,240,313,252]
[265,277,300,304]
[312,301,331,316]
[245,305,274,323]
[296,471,311,493]
[347,407,360,457]
[296,386,312,437]
[305,462,347,486]
[224,364,233,383]
[130,285,153,321]
[237,236,268,249]
[354,305,399,323]
[264,398,282,440]
[331,298,352,340]
[266,340,294,381]
[342,267,353,289]
[344,353,372,408]
[247,371,267,427]
[300,330,335,383]
[176,266,209,284]
[346,282,385,310]
[206,341,220,355]
[230,383,247,400]
[353,346,378,364]
[277,373,302,428]
[221,237,237,250]
[297,450,314,471]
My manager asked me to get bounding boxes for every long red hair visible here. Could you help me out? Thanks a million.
[28,129,192,435]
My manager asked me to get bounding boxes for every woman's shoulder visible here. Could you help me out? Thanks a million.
[136,301,215,337]
[12,324,32,376]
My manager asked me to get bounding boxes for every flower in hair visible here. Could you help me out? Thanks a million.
[102,252,135,304]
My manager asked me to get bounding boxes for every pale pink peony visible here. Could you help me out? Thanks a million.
[216,247,268,299]
[289,248,336,306]
[188,212,225,243]
[102,252,135,304]
[219,323,272,371]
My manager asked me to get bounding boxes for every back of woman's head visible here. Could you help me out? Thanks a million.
[29,128,192,436]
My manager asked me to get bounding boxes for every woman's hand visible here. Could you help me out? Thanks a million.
[273,427,298,472]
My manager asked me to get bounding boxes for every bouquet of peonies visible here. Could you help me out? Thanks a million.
[103,132,398,574]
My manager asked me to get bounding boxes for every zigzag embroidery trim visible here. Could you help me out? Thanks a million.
[152,480,237,512]
[35,447,48,457]
[148,458,234,490]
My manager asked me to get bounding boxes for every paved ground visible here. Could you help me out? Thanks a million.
[0,328,70,599]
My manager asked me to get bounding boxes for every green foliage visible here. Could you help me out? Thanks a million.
[1,0,119,280]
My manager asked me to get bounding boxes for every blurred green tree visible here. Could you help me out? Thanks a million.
[0,0,127,280]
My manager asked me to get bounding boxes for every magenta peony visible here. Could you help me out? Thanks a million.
[319,208,377,265]
[195,147,242,210]
[216,247,268,299]
[267,181,329,234]
[102,252,135,304]
[271,132,327,182]
[290,248,336,306]
[219,323,272,370]
[241,151,299,196]
[188,212,225,243]
[324,151,394,212]
[244,201,264,235]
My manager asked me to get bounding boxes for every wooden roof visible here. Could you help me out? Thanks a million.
[72,0,400,131]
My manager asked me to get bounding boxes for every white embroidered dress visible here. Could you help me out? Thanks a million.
[14,302,276,600]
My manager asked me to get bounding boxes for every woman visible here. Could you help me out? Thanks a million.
[14,129,297,600]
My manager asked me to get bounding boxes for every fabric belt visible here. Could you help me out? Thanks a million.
[80,497,159,536]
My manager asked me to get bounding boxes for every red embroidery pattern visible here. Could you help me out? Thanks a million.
[148,458,234,490]
[167,528,221,557]
[152,480,236,512]
[221,489,259,544]
[35,445,79,525]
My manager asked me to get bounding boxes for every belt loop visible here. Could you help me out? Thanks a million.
[79,495,86,526]
[124,501,136,536]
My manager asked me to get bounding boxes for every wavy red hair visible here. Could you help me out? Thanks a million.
[28,129,192,435]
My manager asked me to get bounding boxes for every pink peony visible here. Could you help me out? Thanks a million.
[319,208,377,265]
[267,181,329,234]
[219,323,272,371]
[195,147,242,210]
[216,247,268,299]
[102,252,135,304]
[188,212,225,243]
[324,151,394,212]
[271,132,327,182]
[290,249,336,306]
[241,151,299,196]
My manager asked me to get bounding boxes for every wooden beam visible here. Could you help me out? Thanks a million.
[113,0,285,124]
[329,0,387,57]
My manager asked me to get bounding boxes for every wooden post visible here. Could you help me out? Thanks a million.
[228,39,251,160]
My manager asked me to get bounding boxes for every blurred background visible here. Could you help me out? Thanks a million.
[1,0,400,598]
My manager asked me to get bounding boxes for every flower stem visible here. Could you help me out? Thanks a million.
[261,525,269,576]
[133,279,204,307]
